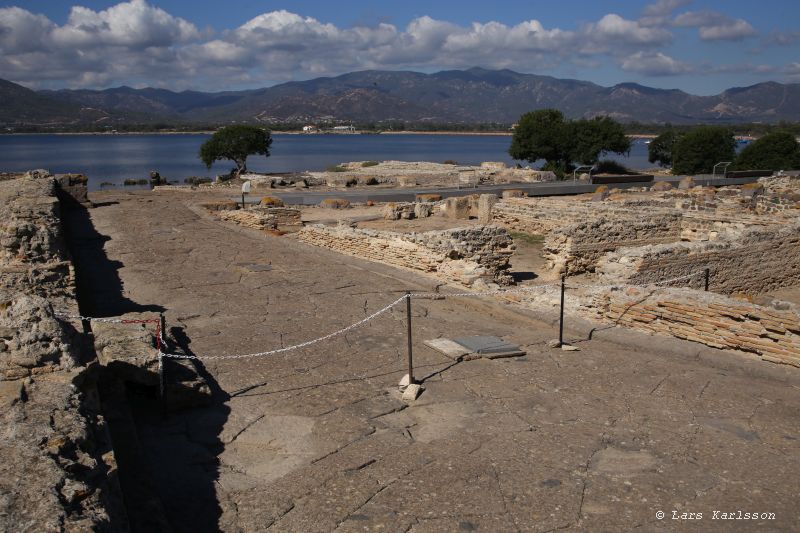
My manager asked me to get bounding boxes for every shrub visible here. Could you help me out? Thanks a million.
[416,193,443,202]
[326,165,347,172]
[259,196,284,207]
[595,159,630,174]
[672,126,736,175]
[319,198,350,209]
[443,159,459,165]
[594,185,609,193]
[363,176,378,185]
[361,161,379,167]
[651,181,673,192]
[123,178,149,186]
[733,131,800,171]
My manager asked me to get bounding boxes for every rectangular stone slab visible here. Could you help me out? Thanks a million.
[452,335,523,355]
[424,338,472,359]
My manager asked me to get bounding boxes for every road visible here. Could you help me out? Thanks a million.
[240,175,760,205]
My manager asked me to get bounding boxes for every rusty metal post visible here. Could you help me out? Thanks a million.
[559,275,566,347]
[406,291,414,384]
[704,268,710,292]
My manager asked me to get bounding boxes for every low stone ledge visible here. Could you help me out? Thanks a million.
[298,224,515,287]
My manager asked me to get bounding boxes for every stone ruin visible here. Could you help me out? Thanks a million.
[0,171,210,530]
[298,224,515,288]
[482,175,800,366]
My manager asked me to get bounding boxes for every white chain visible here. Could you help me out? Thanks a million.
[55,313,129,323]
[159,295,407,361]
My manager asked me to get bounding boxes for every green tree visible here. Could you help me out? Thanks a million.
[648,127,681,167]
[509,109,630,178]
[569,117,631,165]
[734,131,800,171]
[672,126,735,175]
[199,125,272,175]
[509,109,571,168]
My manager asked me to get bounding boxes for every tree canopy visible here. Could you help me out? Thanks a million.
[648,127,681,167]
[671,126,735,175]
[733,131,800,171]
[509,109,630,177]
[199,125,272,174]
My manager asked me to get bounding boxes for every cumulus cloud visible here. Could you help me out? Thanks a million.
[0,1,779,90]
[620,51,693,76]
[673,10,757,41]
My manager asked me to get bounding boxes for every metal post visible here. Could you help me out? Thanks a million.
[406,291,414,384]
[241,192,245,209]
[158,313,166,411]
[559,275,566,347]
[704,268,710,292]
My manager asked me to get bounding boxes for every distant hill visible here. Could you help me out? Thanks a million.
[4,68,800,127]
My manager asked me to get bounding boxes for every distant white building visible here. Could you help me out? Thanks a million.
[332,125,356,133]
[302,125,317,133]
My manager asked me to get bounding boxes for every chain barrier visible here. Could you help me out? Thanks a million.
[159,294,408,361]
[54,270,707,364]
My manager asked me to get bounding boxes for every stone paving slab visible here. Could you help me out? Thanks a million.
[72,189,800,532]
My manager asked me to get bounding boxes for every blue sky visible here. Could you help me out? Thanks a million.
[1,0,798,93]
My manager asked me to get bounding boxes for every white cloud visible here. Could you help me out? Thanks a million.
[639,0,692,27]
[584,14,673,53]
[52,0,198,48]
[621,51,693,76]
[673,10,756,41]
[0,1,781,90]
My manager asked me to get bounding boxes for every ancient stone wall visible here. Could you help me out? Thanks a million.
[298,224,515,287]
[0,175,122,529]
[543,213,683,275]
[597,220,800,295]
[593,286,800,366]
[490,196,673,236]
[217,207,302,230]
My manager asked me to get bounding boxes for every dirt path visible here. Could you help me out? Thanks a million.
[77,190,800,532]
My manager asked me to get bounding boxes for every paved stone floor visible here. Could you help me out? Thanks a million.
[78,191,799,532]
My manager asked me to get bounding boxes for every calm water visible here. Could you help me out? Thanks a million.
[0,133,653,191]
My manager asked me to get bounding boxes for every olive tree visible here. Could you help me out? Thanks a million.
[734,131,800,171]
[672,126,735,175]
[199,125,272,175]
[509,109,630,178]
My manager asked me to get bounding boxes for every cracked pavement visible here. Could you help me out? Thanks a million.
[79,190,800,532]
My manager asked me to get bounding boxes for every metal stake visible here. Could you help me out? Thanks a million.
[704,268,710,292]
[406,291,414,384]
[559,275,566,347]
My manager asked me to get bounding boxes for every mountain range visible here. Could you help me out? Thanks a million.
[3,67,800,127]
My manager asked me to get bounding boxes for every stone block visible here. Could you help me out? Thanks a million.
[502,189,526,199]
[397,176,417,187]
[443,197,471,219]
[401,383,423,401]
[477,194,498,224]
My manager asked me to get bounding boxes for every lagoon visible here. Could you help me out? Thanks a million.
[0,133,654,191]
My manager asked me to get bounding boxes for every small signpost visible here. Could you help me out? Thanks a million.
[241,180,251,208]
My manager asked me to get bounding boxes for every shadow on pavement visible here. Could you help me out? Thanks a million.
[63,202,229,532]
